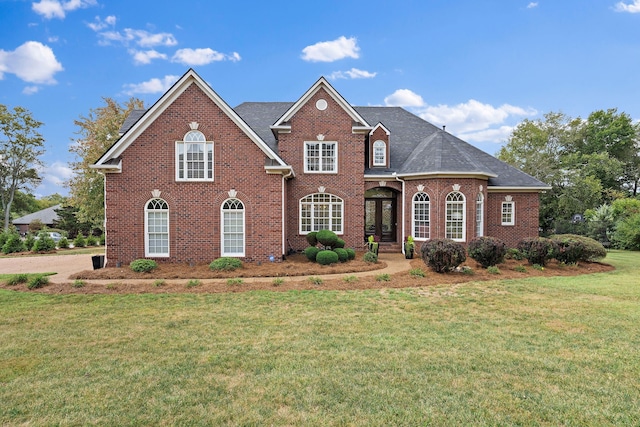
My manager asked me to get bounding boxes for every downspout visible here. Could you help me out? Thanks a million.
[393,173,405,255]
[281,168,293,258]
[101,171,108,267]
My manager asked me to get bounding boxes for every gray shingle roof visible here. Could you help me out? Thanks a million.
[12,204,61,226]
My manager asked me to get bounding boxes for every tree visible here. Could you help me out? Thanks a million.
[67,97,144,231]
[0,104,45,231]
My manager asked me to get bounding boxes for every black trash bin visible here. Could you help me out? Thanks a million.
[92,255,105,270]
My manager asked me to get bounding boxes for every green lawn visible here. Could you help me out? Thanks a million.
[1,251,639,426]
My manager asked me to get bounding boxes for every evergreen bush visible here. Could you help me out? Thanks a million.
[57,237,70,249]
[420,239,466,273]
[209,257,243,271]
[334,238,345,248]
[363,251,378,263]
[130,259,158,272]
[517,237,558,266]
[345,248,356,260]
[316,249,339,265]
[2,233,26,254]
[468,236,506,268]
[333,248,349,262]
[305,231,318,246]
[86,235,98,246]
[32,232,56,252]
[549,234,606,262]
[73,233,87,248]
[24,234,36,251]
[304,246,321,262]
[316,230,339,248]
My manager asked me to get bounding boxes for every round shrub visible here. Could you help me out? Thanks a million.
[333,248,349,262]
[24,234,36,252]
[305,231,318,247]
[316,230,339,248]
[517,237,558,266]
[130,259,158,272]
[420,239,466,273]
[334,238,345,248]
[73,234,87,248]
[363,251,378,263]
[209,257,243,271]
[316,249,339,265]
[468,236,506,268]
[2,233,26,254]
[86,235,98,246]
[57,237,70,249]
[549,234,606,262]
[304,246,321,262]
[32,232,56,252]
[345,248,356,260]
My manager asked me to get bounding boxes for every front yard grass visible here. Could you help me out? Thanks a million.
[1,251,639,425]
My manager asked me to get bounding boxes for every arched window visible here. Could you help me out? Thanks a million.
[412,192,430,240]
[145,198,169,257]
[221,198,245,257]
[176,130,214,181]
[300,193,343,234]
[373,140,386,166]
[445,191,465,241]
[476,193,484,237]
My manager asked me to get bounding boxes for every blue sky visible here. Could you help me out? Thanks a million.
[1,0,639,197]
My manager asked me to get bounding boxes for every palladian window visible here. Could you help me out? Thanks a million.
[300,193,343,234]
[145,198,169,257]
[445,191,466,241]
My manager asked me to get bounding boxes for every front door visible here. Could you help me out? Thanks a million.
[365,198,396,242]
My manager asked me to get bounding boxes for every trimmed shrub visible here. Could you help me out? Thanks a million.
[24,234,36,251]
[517,237,558,266]
[2,233,26,254]
[363,251,378,263]
[73,234,87,248]
[345,248,356,260]
[316,230,339,248]
[420,239,466,273]
[505,247,524,260]
[468,236,506,268]
[32,232,56,252]
[333,248,349,262]
[86,235,98,246]
[304,246,321,262]
[316,250,339,265]
[305,231,318,247]
[549,234,606,262]
[130,259,158,272]
[27,275,49,290]
[334,238,345,248]
[209,257,243,271]
[57,237,70,249]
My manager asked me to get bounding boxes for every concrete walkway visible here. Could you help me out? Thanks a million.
[0,252,413,284]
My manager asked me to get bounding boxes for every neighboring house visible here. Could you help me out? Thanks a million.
[12,204,61,235]
[93,69,549,266]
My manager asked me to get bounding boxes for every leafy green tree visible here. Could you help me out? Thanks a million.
[0,104,45,231]
[67,97,144,231]
[52,204,92,238]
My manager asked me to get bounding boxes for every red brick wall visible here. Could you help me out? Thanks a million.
[368,125,390,168]
[486,192,540,248]
[278,88,365,251]
[104,83,283,266]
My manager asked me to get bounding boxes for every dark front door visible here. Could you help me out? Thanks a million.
[365,198,396,242]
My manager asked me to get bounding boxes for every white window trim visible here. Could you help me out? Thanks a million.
[175,130,214,182]
[299,193,344,235]
[304,141,338,174]
[221,198,245,257]
[412,192,430,241]
[144,198,169,258]
[476,193,484,237]
[502,201,515,226]
[373,140,386,167]
[445,192,466,242]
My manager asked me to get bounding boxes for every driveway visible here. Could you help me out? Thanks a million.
[0,254,95,283]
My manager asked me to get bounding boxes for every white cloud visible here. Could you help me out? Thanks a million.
[459,126,516,144]
[301,36,360,62]
[87,15,117,31]
[328,68,377,80]
[614,0,640,12]
[384,89,425,107]
[131,49,167,65]
[527,2,539,9]
[98,28,177,48]
[0,41,63,84]
[171,48,241,66]
[32,0,97,20]
[23,86,40,95]
[35,161,74,196]
[123,75,179,95]
[47,36,59,43]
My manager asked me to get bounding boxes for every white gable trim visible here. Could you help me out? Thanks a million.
[271,77,371,133]
[369,122,390,136]
[93,69,288,170]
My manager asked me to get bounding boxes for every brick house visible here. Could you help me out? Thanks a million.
[93,69,549,266]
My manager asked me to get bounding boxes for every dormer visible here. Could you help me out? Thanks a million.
[368,122,390,168]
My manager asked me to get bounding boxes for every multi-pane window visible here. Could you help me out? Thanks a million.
[373,140,386,166]
[304,141,337,173]
[446,191,465,241]
[476,193,484,237]
[300,193,343,233]
[412,192,430,240]
[502,201,515,225]
[222,199,245,256]
[145,198,169,257]
[176,130,213,181]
